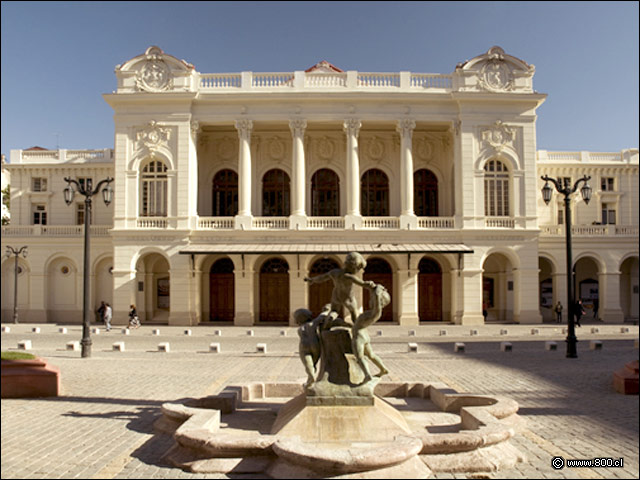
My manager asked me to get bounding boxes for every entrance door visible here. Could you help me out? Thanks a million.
[308,258,340,317]
[363,258,393,322]
[209,258,234,322]
[418,258,442,321]
[260,258,290,323]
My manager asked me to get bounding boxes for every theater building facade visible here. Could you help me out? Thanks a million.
[2,46,638,326]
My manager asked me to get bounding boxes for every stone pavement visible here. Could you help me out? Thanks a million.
[1,321,638,479]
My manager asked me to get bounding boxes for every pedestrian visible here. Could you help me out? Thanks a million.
[574,299,585,327]
[128,304,140,328]
[482,302,488,321]
[593,298,599,321]
[554,301,563,323]
[104,302,113,331]
[96,301,106,324]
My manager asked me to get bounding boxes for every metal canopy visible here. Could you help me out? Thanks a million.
[179,243,474,255]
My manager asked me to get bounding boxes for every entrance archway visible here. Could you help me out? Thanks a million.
[135,253,170,323]
[363,258,393,322]
[209,258,235,322]
[418,257,442,321]
[573,256,600,318]
[308,257,340,317]
[538,257,555,322]
[259,258,290,323]
[482,253,514,322]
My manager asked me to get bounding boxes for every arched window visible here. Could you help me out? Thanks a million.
[212,169,238,217]
[361,169,389,216]
[262,169,290,216]
[414,169,438,216]
[311,169,340,216]
[141,160,168,217]
[484,160,510,217]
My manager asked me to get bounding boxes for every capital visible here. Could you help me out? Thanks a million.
[235,119,253,140]
[289,118,307,137]
[396,119,416,138]
[343,118,361,137]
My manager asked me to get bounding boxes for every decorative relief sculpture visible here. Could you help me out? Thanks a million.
[136,121,171,155]
[316,136,336,160]
[482,120,516,152]
[367,136,385,161]
[136,47,173,92]
[300,252,389,398]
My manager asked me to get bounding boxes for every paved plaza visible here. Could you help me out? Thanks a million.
[1,321,638,479]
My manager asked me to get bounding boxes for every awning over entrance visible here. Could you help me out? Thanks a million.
[179,243,474,255]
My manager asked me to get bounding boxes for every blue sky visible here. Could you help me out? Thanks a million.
[1,1,638,157]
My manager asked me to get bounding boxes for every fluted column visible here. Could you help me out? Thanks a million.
[343,118,362,228]
[235,119,253,229]
[397,118,417,228]
[289,119,307,229]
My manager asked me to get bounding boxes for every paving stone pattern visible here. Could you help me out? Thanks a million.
[2,323,638,479]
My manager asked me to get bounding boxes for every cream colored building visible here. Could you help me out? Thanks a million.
[2,46,638,326]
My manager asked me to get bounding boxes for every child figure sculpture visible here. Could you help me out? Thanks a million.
[352,282,390,383]
[304,252,374,326]
[294,305,338,387]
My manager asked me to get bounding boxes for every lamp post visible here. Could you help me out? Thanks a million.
[64,176,113,358]
[541,174,592,358]
[5,245,28,323]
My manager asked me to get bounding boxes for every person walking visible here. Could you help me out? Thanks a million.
[574,299,585,327]
[96,301,106,324]
[128,304,140,328]
[593,298,599,321]
[104,303,113,331]
[554,301,563,323]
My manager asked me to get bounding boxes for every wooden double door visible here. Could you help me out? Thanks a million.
[259,258,290,323]
[209,258,234,322]
[363,258,393,322]
[418,258,442,321]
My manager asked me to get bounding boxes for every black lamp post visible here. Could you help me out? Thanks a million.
[541,174,592,358]
[63,176,113,358]
[5,245,28,324]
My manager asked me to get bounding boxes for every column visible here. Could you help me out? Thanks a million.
[599,271,624,323]
[343,118,362,228]
[397,268,419,326]
[514,268,543,323]
[231,254,254,326]
[235,119,253,229]
[397,119,417,228]
[289,119,308,229]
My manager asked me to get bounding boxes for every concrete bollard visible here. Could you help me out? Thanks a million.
[376,330,383,336]
[152,329,160,336]
[256,343,267,353]
[1,326,10,333]
[59,327,68,334]
[247,330,254,336]
[439,330,447,336]
[545,341,558,351]
[500,342,513,352]
[184,329,192,336]
[122,328,130,335]
[590,327,600,334]
[209,343,221,353]
[589,340,603,351]
[620,327,630,333]
[214,330,222,336]
[470,329,479,336]
[18,340,32,350]
[408,342,418,353]
[158,342,170,352]
[92,328,100,335]
[531,328,540,335]
[408,330,417,336]
[500,329,509,335]
[66,341,80,351]
[562,328,568,334]
[32,327,41,334]
[112,342,125,351]
[454,342,465,353]
[280,330,287,336]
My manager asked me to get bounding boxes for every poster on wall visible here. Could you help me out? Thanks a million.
[157,278,170,309]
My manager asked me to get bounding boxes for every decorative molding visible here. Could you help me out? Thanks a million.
[216,136,235,160]
[136,50,173,92]
[316,136,336,161]
[190,120,200,139]
[289,119,307,138]
[482,121,516,152]
[478,58,513,92]
[268,136,286,161]
[343,118,361,137]
[367,136,386,161]
[235,119,253,140]
[396,119,416,139]
[416,137,434,161]
[136,121,171,155]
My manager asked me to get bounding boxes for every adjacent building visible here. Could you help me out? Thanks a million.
[2,46,638,326]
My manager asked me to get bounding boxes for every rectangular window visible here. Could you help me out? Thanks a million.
[32,177,47,192]
[76,203,91,225]
[602,204,616,225]
[601,177,614,191]
[33,204,47,225]
[557,208,564,225]
[77,177,93,191]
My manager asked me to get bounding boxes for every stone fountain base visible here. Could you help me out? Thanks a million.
[155,381,526,478]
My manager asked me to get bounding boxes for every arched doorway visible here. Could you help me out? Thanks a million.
[311,169,340,216]
[262,169,290,216]
[260,258,290,323]
[308,257,340,317]
[418,257,442,321]
[538,257,555,322]
[573,256,600,319]
[414,169,438,216]
[209,258,235,322]
[482,253,514,322]
[361,169,389,216]
[363,258,393,322]
[135,253,170,323]
[212,169,238,216]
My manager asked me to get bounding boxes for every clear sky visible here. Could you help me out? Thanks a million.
[1,1,638,158]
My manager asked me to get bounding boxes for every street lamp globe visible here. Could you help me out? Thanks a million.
[541,181,553,205]
[63,184,75,205]
[580,182,592,204]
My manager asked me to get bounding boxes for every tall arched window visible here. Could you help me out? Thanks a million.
[141,160,168,217]
[212,169,238,217]
[361,169,389,216]
[262,169,290,216]
[484,160,510,217]
[414,169,438,216]
[311,168,340,216]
